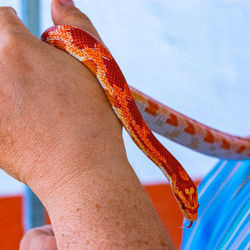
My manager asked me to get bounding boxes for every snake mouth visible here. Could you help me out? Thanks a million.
[184,212,197,221]
[182,202,198,221]
[175,196,198,221]
[182,203,198,221]
[174,193,198,221]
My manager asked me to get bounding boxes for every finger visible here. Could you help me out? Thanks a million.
[20,225,58,250]
[51,0,102,41]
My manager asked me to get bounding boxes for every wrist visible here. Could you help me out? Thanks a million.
[39,156,131,249]
[26,133,128,205]
[37,155,173,249]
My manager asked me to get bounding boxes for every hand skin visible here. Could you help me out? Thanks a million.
[0,0,175,249]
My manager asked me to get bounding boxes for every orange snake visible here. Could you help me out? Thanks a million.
[42,25,250,225]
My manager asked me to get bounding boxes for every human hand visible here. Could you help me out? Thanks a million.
[0,0,125,198]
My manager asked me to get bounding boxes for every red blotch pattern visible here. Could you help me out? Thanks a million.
[166,113,179,127]
[69,27,97,50]
[146,132,180,169]
[204,131,215,143]
[184,122,196,135]
[222,138,230,149]
[126,97,144,127]
[102,57,126,91]
[237,146,246,154]
[145,100,159,116]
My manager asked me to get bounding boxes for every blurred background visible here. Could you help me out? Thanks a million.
[0,0,249,249]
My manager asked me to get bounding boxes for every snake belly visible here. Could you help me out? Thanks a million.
[42,25,199,222]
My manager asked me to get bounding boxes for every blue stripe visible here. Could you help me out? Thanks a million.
[209,164,249,248]
[237,228,250,249]
[181,160,250,250]
[213,195,249,249]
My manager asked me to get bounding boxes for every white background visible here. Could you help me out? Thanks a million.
[0,0,249,195]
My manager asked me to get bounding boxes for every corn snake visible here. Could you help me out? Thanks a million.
[42,25,250,225]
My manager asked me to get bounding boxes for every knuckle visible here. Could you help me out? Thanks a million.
[0,6,16,15]
[0,7,20,51]
[0,6,17,25]
[0,7,24,45]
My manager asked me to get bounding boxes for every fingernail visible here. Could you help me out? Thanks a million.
[59,0,75,6]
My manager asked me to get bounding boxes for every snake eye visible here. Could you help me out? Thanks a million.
[182,204,187,210]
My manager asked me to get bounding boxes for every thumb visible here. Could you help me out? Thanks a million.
[51,0,102,41]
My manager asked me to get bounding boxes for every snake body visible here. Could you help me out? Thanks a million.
[131,87,250,160]
[42,25,250,224]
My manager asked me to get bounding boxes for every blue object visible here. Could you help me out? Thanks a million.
[21,0,40,38]
[181,160,250,249]
[23,187,46,231]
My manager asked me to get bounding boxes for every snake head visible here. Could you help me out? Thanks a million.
[171,172,199,222]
